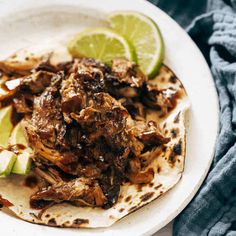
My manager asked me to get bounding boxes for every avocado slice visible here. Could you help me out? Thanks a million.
[0,150,17,176]
[9,123,32,175]
[0,106,13,148]
[12,149,32,175]
[9,121,28,146]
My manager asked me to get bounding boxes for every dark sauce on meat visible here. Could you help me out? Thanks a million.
[0,194,13,208]
[0,82,10,92]
[8,144,26,154]
[24,175,38,188]
[11,107,23,126]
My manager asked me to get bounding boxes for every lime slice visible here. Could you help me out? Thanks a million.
[0,106,13,148]
[68,28,136,64]
[108,11,164,78]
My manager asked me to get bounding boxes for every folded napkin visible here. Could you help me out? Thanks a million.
[148,0,236,235]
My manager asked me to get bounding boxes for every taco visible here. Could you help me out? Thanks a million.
[0,50,189,228]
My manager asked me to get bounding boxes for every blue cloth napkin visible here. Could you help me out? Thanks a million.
[148,0,236,235]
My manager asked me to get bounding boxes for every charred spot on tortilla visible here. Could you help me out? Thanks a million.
[0,49,189,228]
[169,75,177,84]
[119,208,125,213]
[125,196,132,203]
[173,142,182,155]
[29,212,41,220]
[168,141,182,166]
[174,112,181,123]
[73,219,89,226]
[154,184,162,190]
[109,215,116,220]
[168,150,177,165]
[171,129,179,138]
[140,192,154,202]
[48,218,57,226]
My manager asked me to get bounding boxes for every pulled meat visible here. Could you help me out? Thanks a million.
[111,58,146,87]
[30,177,106,209]
[105,59,146,99]
[20,71,55,94]
[27,72,65,147]
[143,82,179,115]
[60,61,106,122]
[13,94,33,114]
[0,56,175,209]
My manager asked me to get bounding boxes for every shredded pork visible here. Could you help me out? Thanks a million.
[0,56,178,209]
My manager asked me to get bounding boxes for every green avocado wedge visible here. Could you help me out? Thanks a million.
[0,107,32,176]
[0,106,13,148]
[12,149,32,175]
[0,150,17,177]
[9,121,32,175]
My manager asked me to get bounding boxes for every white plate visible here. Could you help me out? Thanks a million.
[0,0,218,235]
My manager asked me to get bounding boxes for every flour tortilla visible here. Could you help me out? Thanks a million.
[0,55,190,228]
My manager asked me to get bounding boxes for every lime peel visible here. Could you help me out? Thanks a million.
[108,11,164,78]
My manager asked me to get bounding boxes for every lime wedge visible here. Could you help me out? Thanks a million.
[68,28,136,64]
[108,11,164,78]
[0,106,13,148]
[9,121,28,147]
